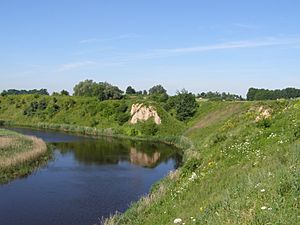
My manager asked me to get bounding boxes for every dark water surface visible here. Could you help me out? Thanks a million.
[0,128,181,225]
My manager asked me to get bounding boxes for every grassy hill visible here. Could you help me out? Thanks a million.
[104,99,300,225]
[0,95,299,224]
[0,95,185,137]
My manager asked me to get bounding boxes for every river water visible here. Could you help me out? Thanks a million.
[0,128,181,225]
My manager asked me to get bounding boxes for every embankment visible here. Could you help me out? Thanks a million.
[0,128,50,184]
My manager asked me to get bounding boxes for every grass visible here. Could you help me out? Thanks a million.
[0,128,50,184]
[103,99,300,225]
[1,95,299,224]
[0,94,185,137]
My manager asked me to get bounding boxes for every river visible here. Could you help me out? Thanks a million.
[0,127,181,225]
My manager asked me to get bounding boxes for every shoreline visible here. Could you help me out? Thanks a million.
[0,129,52,184]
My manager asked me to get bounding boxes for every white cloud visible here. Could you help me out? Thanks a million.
[105,36,300,63]
[79,33,141,44]
[58,36,300,71]
[155,37,300,54]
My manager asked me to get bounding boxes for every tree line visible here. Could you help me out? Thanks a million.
[1,89,49,96]
[247,87,300,100]
[197,91,243,101]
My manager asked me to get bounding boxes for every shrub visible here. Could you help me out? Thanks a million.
[129,128,139,136]
[139,120,159,136]
[116,103,128,113]
[117,113,130,125]
[256,118,272,128]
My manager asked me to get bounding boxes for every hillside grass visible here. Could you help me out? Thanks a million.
[0,128,50,184]
[103,99,300,225]
[1,95,299,224]
[0,95,185,137]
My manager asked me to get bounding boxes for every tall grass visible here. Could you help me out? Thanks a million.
[0,129,50,184]
[103,99,300,225]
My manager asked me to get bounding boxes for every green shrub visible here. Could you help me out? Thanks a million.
[117,113,130,125]
[129,128,139,136]
[139,120,159,136]
[116,103,128,113]
[256,118,272,128]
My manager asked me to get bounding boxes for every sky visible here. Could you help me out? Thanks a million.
[1,0,300,96]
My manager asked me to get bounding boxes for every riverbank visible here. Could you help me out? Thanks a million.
[103,99,300,225]
[0,128,50,184]
[0,96,299,224]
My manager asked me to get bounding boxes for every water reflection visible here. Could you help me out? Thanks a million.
[54,138,182,168]
[0,128,182,225]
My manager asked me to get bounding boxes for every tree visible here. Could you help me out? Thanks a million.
[125,86,136,95]
[1,89,49,96]
[73,80,123,101]
[148,85,168,102]
[73,80,96,97]
[246,87,300,101]
[173,89,198,121]
[60,90,69,96]
[149,85,167,95]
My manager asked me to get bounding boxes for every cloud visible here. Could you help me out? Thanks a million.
[57,61,96,71]
[155,37,300,55]
[58,36,300,71]
[79,33,141,44]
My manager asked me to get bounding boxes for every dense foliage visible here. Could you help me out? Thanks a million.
[1,89,49,96]
[197,91,243,101]
[73,80,123,101]
[125,86,136,95]
[148,85,169,102]
[247,87,300,100]
[166,89,198,121]
[0,95,185,137]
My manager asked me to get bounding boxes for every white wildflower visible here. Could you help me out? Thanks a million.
[261,206,267,210]
[261,189,266,193]
[188,172,197,181]
[174,218,182,224]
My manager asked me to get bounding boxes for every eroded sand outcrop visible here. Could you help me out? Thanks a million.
[130,103,161,125]
[255,106,272,122]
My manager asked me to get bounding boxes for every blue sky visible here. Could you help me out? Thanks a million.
[1,0,300,95]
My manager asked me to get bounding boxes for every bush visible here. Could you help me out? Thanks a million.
[139,120,159,136]
[116,103,128,113]
[257,118,272,128]
[129,128,139,136]
[117,113,130,125]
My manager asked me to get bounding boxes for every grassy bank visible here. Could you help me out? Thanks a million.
[1,94,299,224]
[0,128,50,184]
[103,99,300,225]
[0,94,185,137]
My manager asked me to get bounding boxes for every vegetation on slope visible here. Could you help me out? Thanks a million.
[0,94,186,137]
[0,128,50,184]
[0,84,299,224]
[103,99,300,225]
